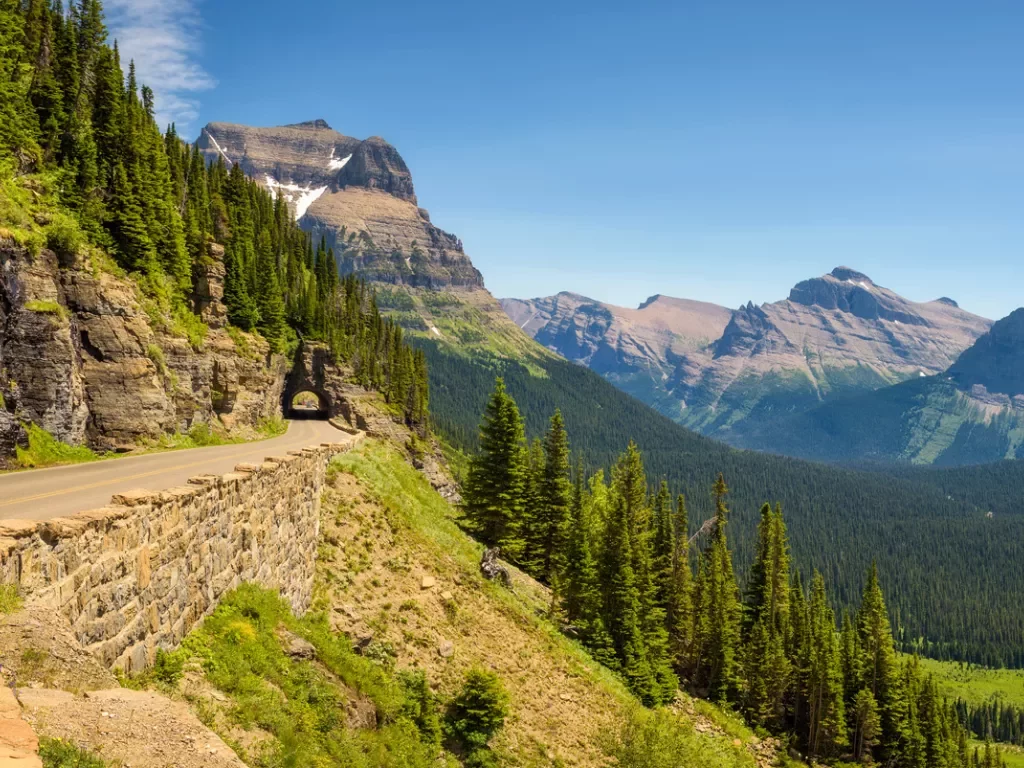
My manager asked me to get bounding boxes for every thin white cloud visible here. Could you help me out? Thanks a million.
[104,0,216,132]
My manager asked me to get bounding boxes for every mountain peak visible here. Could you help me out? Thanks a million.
[637,294,663,310]
[830,266,873,284]
[935,297,960,308]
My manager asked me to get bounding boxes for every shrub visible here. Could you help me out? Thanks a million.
[146,343,167,376]
[15,423,100,468]
[0,584,22,614]
[604,706,756,768]
[446,668,509,756]
[152,648,186,685]
[38,737,109,767]
[399,670,442,746]
[45,212,86,260]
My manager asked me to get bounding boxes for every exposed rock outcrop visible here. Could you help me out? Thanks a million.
[0,239,286,463]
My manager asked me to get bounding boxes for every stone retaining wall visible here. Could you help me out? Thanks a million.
[0,432,362,671]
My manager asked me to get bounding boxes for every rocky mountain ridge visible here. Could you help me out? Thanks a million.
[503,267,993,456]
[197,120,483,290]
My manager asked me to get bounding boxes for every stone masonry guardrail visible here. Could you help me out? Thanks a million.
[0,431,364,671]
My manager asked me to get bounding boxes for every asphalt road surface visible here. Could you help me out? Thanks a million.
[0,419,345,522]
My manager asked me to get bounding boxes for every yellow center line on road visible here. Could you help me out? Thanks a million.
[0,439,304,510]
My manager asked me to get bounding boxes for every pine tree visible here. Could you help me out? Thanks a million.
[463,378,527,559]
[109,160,156,272]
[852,687,882,761]
[520,437,545,575]
[665,493,693,672]
[600,445,653,698]
[536,409,572,582]
[857,562,906,764]
[806,571,847,757]
[561,463,615,667]
[0,1,38,163]
[690,474,742,704]
[255,232,287,351]
[742,503,792,729]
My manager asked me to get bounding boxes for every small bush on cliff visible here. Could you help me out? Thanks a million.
[145,343,168,376]
[45,213,87,261]
[445,668,509,766]
[15,424,101,468]
[0,583,22,614]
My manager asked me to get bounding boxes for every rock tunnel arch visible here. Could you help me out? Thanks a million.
[285,388,330,419]
[282,342,369,429]
[283,343,335,420]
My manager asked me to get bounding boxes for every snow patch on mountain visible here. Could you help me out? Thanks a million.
[204,129,232,164]
[263,175,328,220]
[328,148,352,171]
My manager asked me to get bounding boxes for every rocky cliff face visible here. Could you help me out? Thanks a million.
[196,120,483,290]
[0,240,286,464]
[948,308,1024,400]
[736,307,1024,465]
[503,267,992,443]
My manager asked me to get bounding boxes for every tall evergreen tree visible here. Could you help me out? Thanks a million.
[463,378,528,559]
[742,503,792,729]
[857,562,907,764]
[535,409,572,583]
[665,493,693,672]
[690,474,742,703]
[806,572,847,757]
[561,462,615,666]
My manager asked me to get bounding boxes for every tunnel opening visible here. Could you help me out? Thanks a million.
[286,389,330,420]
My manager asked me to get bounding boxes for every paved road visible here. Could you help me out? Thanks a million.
[0,420,346,522]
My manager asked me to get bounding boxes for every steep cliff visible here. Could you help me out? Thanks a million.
[196,120,483,290]
[0,239,286,464]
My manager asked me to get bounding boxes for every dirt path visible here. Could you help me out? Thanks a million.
[21,688,246,768]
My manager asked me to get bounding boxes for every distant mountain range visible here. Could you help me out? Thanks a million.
[503,269,1023,466]
[747,308,1024,465]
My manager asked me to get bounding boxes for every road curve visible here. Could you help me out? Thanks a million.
[0,420,346,522]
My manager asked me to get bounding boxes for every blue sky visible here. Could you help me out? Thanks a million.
[111,0,1023,320]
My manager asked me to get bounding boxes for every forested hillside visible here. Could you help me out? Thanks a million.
[421,339,1024,668]
[0,0,429,436]
[457,379,1001,766]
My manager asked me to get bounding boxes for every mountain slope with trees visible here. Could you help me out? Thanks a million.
[459,378,1006,766]
[0,0,429,459]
